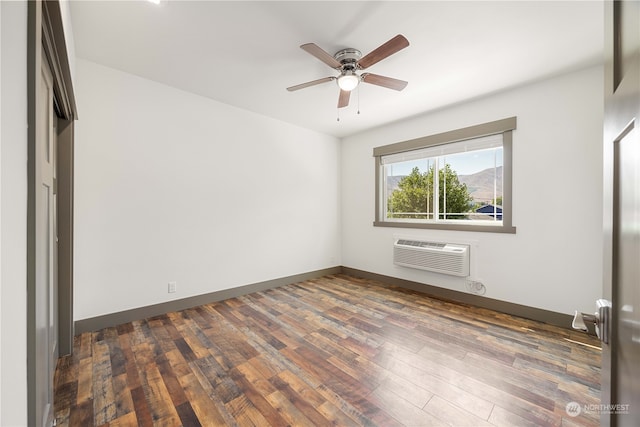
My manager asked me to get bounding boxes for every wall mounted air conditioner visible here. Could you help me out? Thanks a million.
[393,239,470,277]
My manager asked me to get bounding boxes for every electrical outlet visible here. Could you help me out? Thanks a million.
[466,279,486,295]
[168,281,177,293]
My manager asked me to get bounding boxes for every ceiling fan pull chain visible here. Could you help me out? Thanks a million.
[357,86,361,115]
[337,107,340,122]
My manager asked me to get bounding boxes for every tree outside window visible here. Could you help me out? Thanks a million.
[387,164,473,220]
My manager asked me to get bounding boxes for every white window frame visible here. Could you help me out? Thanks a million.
[373,117,517,233]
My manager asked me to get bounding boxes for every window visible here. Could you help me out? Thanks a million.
[374,117,516,233]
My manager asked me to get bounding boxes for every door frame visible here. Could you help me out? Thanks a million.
[601,2,614,418]
[27,1,76,425]
[41,0,76,356]
[603,0,640,425]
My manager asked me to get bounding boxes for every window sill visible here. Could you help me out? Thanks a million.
[373,220,516,234]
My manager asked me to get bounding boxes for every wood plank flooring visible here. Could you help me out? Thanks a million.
[54,274,601,426]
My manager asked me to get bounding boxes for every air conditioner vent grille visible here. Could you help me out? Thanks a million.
[393,239,470,277]
[396,239,446,249]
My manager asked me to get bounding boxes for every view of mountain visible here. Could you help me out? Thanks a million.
[387,166,502,204]
[458,166,503,203]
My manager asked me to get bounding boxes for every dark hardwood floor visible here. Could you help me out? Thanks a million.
[54,274,601,426]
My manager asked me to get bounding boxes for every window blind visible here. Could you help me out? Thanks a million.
[380,133,503,165]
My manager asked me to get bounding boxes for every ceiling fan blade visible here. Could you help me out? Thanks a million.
[338,90,350,108]
[287,77,335,92]
[357,34,409,70]
[361,73,408,91]
[300,43,342,69]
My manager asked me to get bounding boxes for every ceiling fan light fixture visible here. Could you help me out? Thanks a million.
[337,73,360,92]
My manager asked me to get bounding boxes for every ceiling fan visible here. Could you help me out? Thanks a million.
[287,34,410,109]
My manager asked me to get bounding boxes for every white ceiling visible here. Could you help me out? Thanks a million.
[70,1,604,138]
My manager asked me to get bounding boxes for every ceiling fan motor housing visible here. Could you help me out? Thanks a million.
[334,48,362,71]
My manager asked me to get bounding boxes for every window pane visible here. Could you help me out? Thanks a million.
[448,147,503,221]
[384,146,503,222]
[385,158,435,220]
[439,161,474,220]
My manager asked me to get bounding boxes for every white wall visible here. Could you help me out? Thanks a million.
[341,66,604,316]
[1,2,3,420]
[1,2,3,421]
[74,59,341,320]
[1,1,28,425]
[59,0,76,86]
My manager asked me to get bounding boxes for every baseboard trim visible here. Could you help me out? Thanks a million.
[74,266,342,334]
[341,267,574,329]
[75,265,574,334]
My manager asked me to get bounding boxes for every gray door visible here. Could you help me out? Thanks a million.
[603,1,640,425]
[35,49,58,427]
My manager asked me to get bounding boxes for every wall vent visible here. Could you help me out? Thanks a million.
[393,239,470,277]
